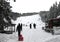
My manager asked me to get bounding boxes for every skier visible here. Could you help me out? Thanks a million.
[20,23,22,31]
[16,23,22,41]
[33,23,36,29]
[30,24,32,29]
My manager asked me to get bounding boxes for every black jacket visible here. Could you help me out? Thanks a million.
[16,24,22,31]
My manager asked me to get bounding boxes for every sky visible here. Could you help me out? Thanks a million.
[8,0,60,13]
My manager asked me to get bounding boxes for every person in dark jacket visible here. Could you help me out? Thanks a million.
[16,23,22,40]
[20,23,22,31]
[30,24,32,29]
[33,23,36,29]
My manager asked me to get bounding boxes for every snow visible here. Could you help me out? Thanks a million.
[56,15,60,18]
[0,14,60,42]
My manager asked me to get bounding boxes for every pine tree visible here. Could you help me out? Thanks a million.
[49,2,58,19]
[0,0,12,30]
[57,2,60,16]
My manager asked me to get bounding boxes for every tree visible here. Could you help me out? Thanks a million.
[0,0,18,31]
[57,2,60,16]
[49,2,58,19]
[0,0,12,30]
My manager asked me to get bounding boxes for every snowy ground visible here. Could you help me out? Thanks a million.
[0,14,60,42]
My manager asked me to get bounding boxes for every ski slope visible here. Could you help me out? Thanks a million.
[11,14,59,42]
[0,14,60,42]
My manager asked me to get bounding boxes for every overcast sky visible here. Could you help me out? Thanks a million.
[9,0,60,13]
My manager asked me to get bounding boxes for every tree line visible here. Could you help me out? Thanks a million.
[49,2,60,19]
[40,2,60,23]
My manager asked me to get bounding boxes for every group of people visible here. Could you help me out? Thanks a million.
[16,23,36,41]
[30,23,36,29]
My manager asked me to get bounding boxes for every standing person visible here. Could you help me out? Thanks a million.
[33,23,36,29]
[20,23,22,31]
[16,23,22,41]
[30,24,32,29]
